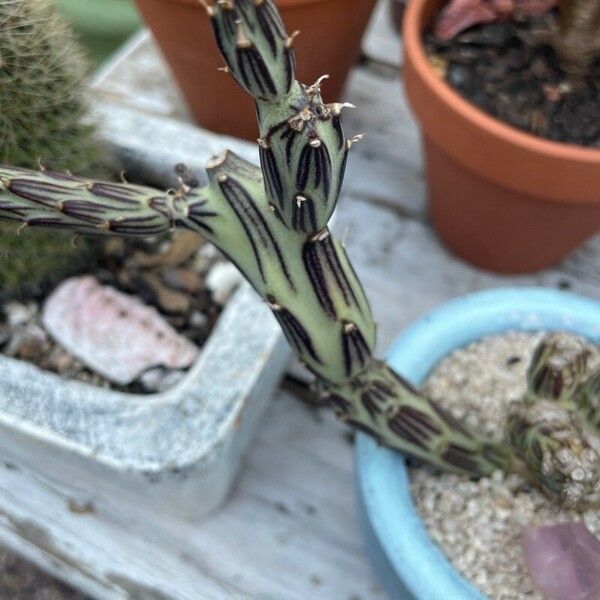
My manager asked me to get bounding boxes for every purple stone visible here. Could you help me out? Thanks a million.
[522,522,600,600]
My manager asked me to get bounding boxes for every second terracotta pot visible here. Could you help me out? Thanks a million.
[403,0,600,273]
[134,0,377,140]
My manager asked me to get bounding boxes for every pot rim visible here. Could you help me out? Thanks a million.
[356,287,600,600]
[403,0,600,166]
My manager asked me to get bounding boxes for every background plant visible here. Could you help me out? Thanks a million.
[0,0,598,508]
[0,0,102,298]
[435,0,600,75]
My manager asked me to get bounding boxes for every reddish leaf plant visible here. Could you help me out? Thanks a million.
[434,0,600,74]
[434,0,558,40]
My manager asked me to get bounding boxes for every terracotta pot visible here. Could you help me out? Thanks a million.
[403,0,600,273]
[133,0,377,140]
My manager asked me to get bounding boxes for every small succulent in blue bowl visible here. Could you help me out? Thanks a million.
[356,287,600,599]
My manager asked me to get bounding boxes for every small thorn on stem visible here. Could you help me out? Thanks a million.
[346,134,365,149]
[295,194,307,207]
[309,139,322,149]
[17,222,27,235]
[307,74,330,96]
[257,137,269,149]
[343,322,357,334]
[386,404,400,419]
[218,65,230,73]
[266,300,282,311]
[311,228,330,243]
[37,157,46,172]
[218,174,229,183]
[329,102,356,116]
[217,0,234,9]
[70,234,80,248]
[235,20,252,48]
[119,171,129,184]
[285,30,300,49]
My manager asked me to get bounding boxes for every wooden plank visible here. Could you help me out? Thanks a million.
[336,197,600,352]
[0,390,384,600]
[362,0,403,68]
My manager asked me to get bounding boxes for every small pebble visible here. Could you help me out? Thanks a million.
[4,302,36,327]
[206,262,243,305]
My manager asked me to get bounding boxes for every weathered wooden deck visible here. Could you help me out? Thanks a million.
[0,2,598,598]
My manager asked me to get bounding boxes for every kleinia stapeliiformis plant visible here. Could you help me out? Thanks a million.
[0,0,598,508]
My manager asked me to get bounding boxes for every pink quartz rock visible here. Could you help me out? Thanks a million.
[42,276,198,385]
[434,0,558,41]
[522,522,600,600]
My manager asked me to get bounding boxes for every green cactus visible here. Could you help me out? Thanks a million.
[0,0,101,299]
[2,0,599,508]
[0,0,100,172]
[525,333,591,404]
[0,226,95,300]
[507,399,600,507]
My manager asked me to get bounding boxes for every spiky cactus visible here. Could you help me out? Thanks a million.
[0,0,100,171]
[3,0,600,507]
[0,0,102,298]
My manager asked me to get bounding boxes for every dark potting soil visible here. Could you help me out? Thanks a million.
[424,15,600,147]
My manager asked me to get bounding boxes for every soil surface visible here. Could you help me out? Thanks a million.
[0,233,230,394]
[425,14,600,147]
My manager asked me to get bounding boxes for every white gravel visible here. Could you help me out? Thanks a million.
[410,331,600,600]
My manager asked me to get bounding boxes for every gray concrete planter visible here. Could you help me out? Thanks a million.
[0,283,289,519]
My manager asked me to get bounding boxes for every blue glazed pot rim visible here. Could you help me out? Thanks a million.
[356,287,600,600]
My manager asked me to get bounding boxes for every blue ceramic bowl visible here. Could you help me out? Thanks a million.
[356,287,600,600]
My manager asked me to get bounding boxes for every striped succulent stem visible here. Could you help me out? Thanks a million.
[524,334,591,406]
[0,0,516,477]
[0,159,512,476]
[204,0,514,475]
[507,334,600,507]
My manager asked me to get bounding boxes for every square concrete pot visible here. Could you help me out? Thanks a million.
[0,282,290,519]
